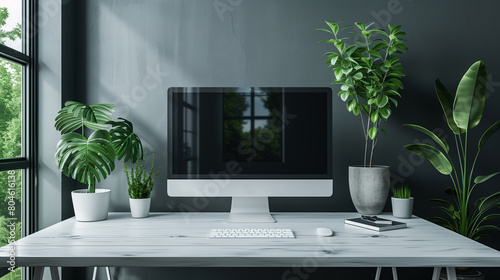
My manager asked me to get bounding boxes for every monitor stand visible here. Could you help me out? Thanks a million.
[225,197,276,223]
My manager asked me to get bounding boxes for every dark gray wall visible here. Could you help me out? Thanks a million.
[38,0,500,279]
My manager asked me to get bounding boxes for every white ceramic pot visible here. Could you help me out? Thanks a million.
[71,189,111,222]
[391,197,414,219]
[129,197,151,218]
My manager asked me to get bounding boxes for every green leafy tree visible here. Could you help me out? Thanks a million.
[223,92,250,161]
[0,6,23,212]
[319,21,407,167]
[0,9,23,280]
[0,8,21,44]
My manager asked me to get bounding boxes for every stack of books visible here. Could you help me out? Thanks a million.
[344,216,407,232]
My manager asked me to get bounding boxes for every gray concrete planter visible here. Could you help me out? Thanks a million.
[348,165,390,215]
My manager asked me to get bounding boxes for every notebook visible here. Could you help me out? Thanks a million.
[344,216,407,232]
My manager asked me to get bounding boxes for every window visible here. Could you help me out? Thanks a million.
[182,92,198,174]
[223,89,283,162]
[0,1,35,279]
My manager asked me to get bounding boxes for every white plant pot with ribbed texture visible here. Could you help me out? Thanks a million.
[129,197,151,218]
[71,189,111,222]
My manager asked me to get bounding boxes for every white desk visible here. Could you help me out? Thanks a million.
[1,212,499,280]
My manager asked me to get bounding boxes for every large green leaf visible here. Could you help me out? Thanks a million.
[404,144,453,175]
[325,20,342,35]
[478,191,500,212]
[478,120,500,149]
[55,101,115,133]
[453,61,488,130]
[429,198,455,217]
[403,124,449,153]
[482,213,500,221]
[108,118,143,163]
[435,78,463,134]
[55,130,116,190]
[474,171,500,184]
[428,216,456,232]
[474,224,500,235]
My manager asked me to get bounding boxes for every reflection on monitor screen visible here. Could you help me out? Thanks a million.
[167,87,333,222]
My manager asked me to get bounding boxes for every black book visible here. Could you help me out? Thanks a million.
[344,217,407,232]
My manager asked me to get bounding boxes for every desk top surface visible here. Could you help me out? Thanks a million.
[1,212,500,267]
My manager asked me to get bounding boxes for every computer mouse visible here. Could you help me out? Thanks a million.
[316,227,333,237]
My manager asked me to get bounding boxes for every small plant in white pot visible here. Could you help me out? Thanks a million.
[55,101,143,222]
[391,184,413,219]
[124,153,159,218]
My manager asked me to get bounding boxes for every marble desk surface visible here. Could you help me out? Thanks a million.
[1,212,499,268]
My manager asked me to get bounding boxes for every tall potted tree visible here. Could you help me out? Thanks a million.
[319,21,407,214]
[404,61,500,279]
[55,101,143,221]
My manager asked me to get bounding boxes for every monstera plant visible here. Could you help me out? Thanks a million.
[55,101,143,193]
[404,61,500,241]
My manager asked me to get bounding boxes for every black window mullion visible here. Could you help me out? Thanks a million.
[27,0,37,238]
[0,159,30,172]
[0,44,29,65]
[250,90,255,140]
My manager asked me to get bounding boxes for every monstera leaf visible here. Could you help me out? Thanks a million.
[55,101,115,133]
[55,130,116,193]
[107,118,143,163]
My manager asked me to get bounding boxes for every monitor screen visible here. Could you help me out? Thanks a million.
[167,87,332,180]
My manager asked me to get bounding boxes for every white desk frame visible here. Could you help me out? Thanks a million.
[1,212,499,280]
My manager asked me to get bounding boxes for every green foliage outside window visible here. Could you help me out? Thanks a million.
[0,7,22,280]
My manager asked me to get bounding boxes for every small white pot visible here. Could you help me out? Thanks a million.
[71,189,111,222]
[129,197,151,218]
[391,197,414,219]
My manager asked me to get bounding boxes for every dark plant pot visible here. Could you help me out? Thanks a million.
[348,165,390,215]
[440,268,485,280]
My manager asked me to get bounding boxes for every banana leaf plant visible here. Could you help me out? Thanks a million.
[55,101,143,193]
[404,61,500,240]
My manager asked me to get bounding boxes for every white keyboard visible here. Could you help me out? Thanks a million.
[209,228,295,239]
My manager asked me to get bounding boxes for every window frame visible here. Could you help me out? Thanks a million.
[222,90,283,162]
[0,0,37,278]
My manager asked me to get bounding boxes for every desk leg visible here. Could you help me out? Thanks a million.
[33,267,44,280]
[432,267,457,280]
[33,267,60,280]
[93,267,112,280]
[375,267,382,280]
[49,267,60,280]
[432,267,440,280]
[391,267,398,280]
[105,267,111,280]
[375,267,398,280]
[446,267,457,280]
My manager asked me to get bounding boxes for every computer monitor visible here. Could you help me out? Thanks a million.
[167,87,333,223]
